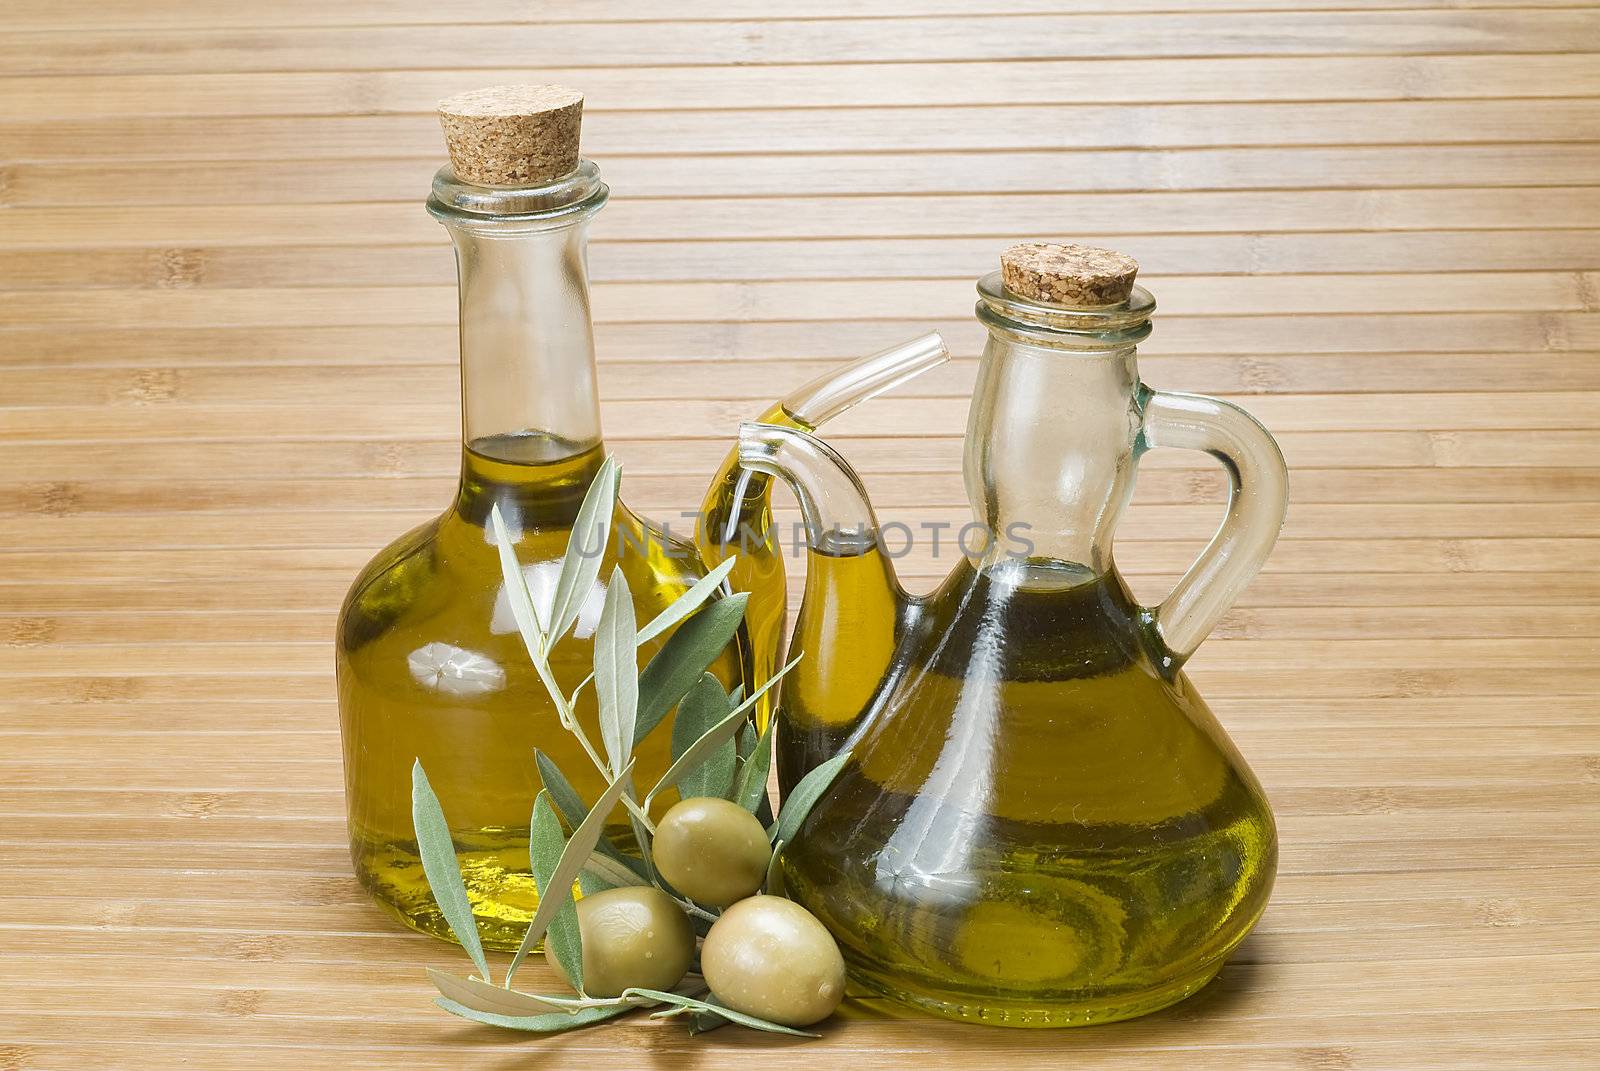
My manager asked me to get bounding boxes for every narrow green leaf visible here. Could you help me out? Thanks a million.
[593,567,638,776]
[582,851,648,889]
[529,793,584,993]
[409,761,490,982]
[534,751,605,896]
[734,716,776,813]
[629,812,659,885]
[736,721,757,763]
[669,674,737,801]
[770,750,852,847]
[507,758,636,985]
[533,750,588,830]
[427,969,599,1016]
[646,652,799,806]
[534,749,649,887]
[765,838,785,897]
[635,556,738,646]
[688,1010,733,1035]
[435,996,632,1034]
[548,456,619,644]
[622,988,819,1038]
[488,502,547,664]
[648,997,706,1021]
[647,998,733,1035]
[669,675,725,760]
[633,593,749,746]
[576,872,613,896]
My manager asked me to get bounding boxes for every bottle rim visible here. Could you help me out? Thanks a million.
[426,160,608,232]
[975,270,1154,349]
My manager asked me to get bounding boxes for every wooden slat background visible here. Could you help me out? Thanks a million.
[2,2,1598,1068]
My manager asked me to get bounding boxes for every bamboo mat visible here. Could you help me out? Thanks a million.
[2,3,1598,1068]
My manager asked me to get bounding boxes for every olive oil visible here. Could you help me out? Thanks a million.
[775,537,904,792]
[337,434,743,948]
[780,553,1277,1025]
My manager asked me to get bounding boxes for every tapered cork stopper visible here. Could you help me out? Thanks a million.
[1000,242,1139,307]
[438,84,584,187]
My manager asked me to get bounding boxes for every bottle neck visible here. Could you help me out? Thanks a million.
[965,272,1154,577]
[964,337,1141,575]
[445,214,602,461]
[429,163,609,466]
[427,163,611,535]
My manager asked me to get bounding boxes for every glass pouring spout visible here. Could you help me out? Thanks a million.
[695,332,948,728]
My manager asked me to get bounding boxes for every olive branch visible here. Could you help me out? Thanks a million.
[409,456,849,1037]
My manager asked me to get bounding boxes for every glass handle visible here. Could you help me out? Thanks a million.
[1138,388,1289,664]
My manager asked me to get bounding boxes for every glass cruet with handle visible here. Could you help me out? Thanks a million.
[737,242,1290,1026]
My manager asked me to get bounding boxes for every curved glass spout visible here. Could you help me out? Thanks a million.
[737,423,887,552]
[695,333,948,727]
[783,331,950,427]
[738,423,910,791]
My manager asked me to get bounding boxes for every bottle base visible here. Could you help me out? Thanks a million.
[847,957,1225,1028]
[353,836,539,952]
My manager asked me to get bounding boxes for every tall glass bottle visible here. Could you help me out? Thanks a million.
[335,87,745,949]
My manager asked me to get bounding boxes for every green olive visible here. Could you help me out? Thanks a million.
[652,797,772,908]
[548,886,694,998]
[700,895,846,1027]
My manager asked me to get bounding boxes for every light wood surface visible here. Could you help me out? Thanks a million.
[2,3,1598,1068]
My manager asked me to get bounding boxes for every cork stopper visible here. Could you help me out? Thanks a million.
[1000,242,1139,307]
[438,84,584,187]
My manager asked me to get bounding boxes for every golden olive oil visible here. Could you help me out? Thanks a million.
[337,434,748,948]
[780,552,1277,1026]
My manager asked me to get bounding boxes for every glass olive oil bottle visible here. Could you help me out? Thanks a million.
[739,243,1290,1025]
[335,86,748,949]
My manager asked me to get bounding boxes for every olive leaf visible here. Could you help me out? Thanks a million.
[644,656,799,808]
[764,837,785,897]
[688,1009,734,1035]
[636,556,737,645]
[582,851,648,889]
[733,717,776,813]
[633,592,750,746]
[428,969,604,1016]
[649,998,731,1035]
[593,567,638,776]
[547,455,619,645]
[533,749,649,887]
[529,792,584,993]
[506,758,636,986]
[669,674,737,801]
[435,996,633,1034]
[628,812,659,885]
[409,761,490,983]
[416,455,839,1042]
[622,989,820,1038]
[769,750,852,847]
[532,749,589,828]
[488,502,548,664]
